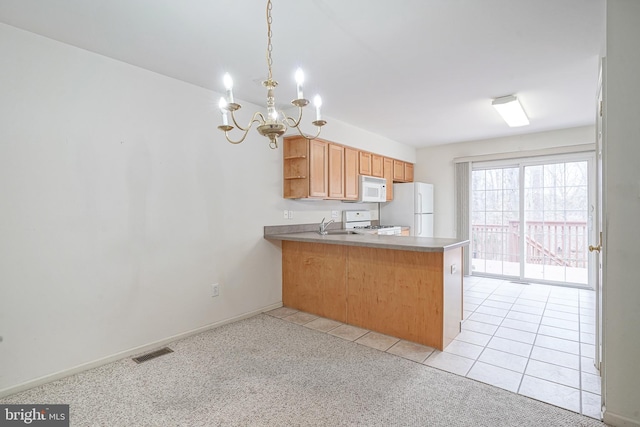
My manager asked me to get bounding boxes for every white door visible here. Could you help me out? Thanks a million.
[591,59,605,388]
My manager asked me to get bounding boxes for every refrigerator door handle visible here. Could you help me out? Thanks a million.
[417,193,422,213]
[417,217,422,235]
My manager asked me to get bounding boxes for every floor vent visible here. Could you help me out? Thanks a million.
[510,280,531,285]
[132,347,174,364]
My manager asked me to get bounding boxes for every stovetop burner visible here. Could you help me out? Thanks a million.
[343,210,402,235]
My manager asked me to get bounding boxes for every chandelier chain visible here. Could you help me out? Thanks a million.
[266,0,273,81]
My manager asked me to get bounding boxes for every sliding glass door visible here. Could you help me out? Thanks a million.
[471,167,519,276]
[523,161,590,283]
[471,155,592,286]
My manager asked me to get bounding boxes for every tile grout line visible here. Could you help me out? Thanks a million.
[511,286,544,393]
[515,287,549,396]
[464,277,515,379]
[578,290,584,414]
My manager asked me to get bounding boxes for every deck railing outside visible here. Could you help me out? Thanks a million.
[472,220,588,268]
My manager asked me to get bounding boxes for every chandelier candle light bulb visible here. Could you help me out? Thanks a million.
[216,0,326,149]
[219,97,229,126]
[295,68,304,100]
[314,95,322,121]
[223,73,234,103]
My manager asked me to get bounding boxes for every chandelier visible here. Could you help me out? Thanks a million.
[217,0,327,149]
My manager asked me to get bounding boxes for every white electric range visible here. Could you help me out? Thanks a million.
[342,210,402,236]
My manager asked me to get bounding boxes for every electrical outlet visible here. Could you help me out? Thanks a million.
[450,264,457,274]
[283,210,289,219]
[331,210,339,219]
[288,210,294,219]
[211,283,220,297]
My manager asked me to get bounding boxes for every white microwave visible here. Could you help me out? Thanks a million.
[358,175,387,203]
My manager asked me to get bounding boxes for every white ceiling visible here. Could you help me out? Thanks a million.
[0,0,606,148]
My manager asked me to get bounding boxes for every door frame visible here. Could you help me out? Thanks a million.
[472,153,596,287]
[594,57,606,413]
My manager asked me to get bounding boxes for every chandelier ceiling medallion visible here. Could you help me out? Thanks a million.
[218,0,326,149]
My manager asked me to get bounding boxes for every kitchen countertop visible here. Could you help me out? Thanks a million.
[264,230,469,253]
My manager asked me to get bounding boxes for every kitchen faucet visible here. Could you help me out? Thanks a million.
[318,217,335,235]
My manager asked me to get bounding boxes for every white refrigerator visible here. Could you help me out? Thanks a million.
[381,182,434,237]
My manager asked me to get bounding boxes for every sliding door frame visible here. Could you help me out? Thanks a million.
[472,152,596,288]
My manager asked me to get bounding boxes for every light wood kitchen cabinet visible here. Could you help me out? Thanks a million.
[309,139,328,197]
[344,147,359,200]
[404,162,414,182]
[383,157,394,201]
[393,160,405,181]
[371,154,384,177]
[358,151,372,176]
[392,159,415,183]
[284,136,329,199]
[283,135,412,199]
[328,144,345,199]
[283,136,310,199]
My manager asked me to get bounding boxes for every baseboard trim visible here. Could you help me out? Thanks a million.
[0,302,283,398]
[603,408,640,427]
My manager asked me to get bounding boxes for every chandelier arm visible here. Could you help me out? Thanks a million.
[282,106,304,129]
[223,111,269,144]
[223,127,252,145]
[230,110,266,132]
[290,123,323,141]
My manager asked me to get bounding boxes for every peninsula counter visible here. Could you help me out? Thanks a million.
[265,230,469,350]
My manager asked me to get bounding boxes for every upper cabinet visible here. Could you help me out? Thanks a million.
[371,154,384,178]
[344,147,359,200]
[283,136,310,199]
[358,151,372,176]
[393,160,405,182]
[404,162,414,183]
[383,157,394,201]
[327,144,345,199]
[283,136,412,200]
[283,136,327,199]
[309,139,329,198]
[358,152,383,178]
[393,159,414,183]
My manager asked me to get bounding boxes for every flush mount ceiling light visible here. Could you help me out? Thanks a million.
[217,0,326,149]
[492,95,530,127]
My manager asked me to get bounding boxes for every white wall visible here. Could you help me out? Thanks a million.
[414,126,595,238]
[602,1,640,425]
[0,23,413,394]
[317,116,416,163]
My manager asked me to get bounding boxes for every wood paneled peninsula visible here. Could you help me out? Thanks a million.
[265,230,469,350]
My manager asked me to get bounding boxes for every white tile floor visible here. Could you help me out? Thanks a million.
[268,276,602,419]
[440,275,601,418]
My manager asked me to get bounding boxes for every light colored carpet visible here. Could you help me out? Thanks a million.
[1,314,605,426]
